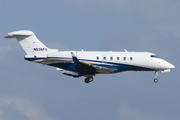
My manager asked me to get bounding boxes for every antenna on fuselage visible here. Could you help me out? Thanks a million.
[124,49,128,52]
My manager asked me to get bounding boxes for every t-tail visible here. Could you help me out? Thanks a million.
[4,30,58,55]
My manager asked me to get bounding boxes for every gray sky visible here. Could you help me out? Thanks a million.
[0,0,179,120]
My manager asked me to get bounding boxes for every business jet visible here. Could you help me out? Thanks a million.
[5,30,175,83]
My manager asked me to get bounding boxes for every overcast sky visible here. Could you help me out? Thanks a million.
[0,0,179,120]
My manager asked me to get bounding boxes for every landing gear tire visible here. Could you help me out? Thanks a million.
[85,78,89,83]
[154,78,158,83]
[84,76,93,83]
[88,76,93,82]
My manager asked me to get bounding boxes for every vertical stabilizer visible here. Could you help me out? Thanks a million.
[5,30,58,55]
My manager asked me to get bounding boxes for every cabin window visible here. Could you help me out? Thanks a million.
[124,57,126,61]
[130,57,133,61]
[117,57,119,60]
[103,57,106,60]
[97,56,99,60]
[110,57,113,60]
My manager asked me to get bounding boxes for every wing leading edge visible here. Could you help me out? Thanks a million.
[71,52,114,77]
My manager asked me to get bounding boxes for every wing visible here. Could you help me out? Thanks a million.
[71,52,114,76]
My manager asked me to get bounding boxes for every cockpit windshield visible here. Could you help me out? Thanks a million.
[151,55,160,58]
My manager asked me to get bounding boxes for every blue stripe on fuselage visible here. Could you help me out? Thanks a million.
[25,57,46,61]
[25,57,155,73]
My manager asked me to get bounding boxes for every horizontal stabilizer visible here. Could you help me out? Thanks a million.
[4,30,32,38]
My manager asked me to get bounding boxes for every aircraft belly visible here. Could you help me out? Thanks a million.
[47,62,154,75]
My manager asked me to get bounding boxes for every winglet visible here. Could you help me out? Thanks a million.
[71,52,79,62]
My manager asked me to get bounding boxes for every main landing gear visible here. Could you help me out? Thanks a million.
[84,76,93,83]
[154,71,158,83]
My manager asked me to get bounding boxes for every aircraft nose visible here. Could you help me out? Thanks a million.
[167,62,175,69]
[161,60,175,69]
[169,63,175,69]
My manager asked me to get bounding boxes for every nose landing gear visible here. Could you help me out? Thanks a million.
[154,78,158,83]
[154,71,158,83]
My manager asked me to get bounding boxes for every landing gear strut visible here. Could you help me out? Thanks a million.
[84,76,93,83]
[154,71,158,83]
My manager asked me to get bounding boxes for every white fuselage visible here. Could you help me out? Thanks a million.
[6,30,175,83]
[25,51,175,74]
